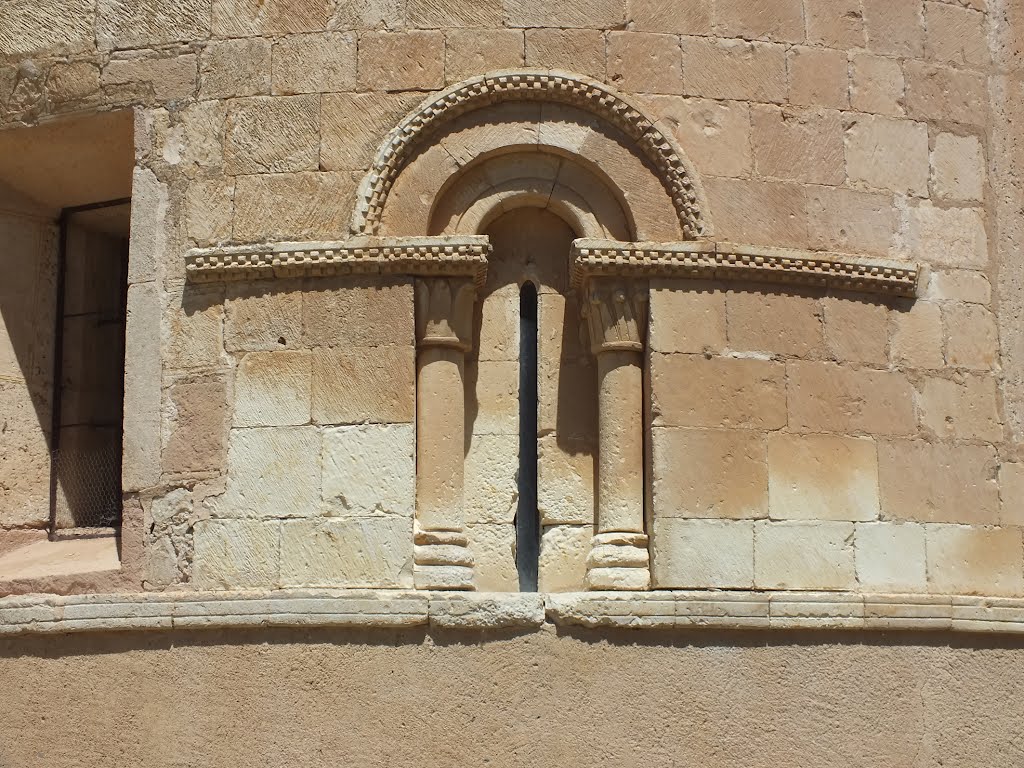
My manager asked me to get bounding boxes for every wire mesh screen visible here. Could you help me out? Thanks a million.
[52,435,122,530]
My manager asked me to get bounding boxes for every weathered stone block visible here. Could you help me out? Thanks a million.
[199,38,271,100]
[904,60,987,126]
[898,201,988,269]
[945,303,998,370]
[0,0,94,56]
[185,179,234,246]
[538,354,597,441]
[642,96,751,178]
[927,525,1024,596]
[538,435,595,526]
[330,0,404,29]
[925,2,988,67]
[407,0,502,26]
[165,283,226,372]
[653,519,754,589]
[0,383,51,528]
[822,297,889,365]
[320,92,421,171]
[751,105,845,185]
[806,186,896,256]
[102,52,199,102]
[47,61,101,108]
[925,270,991,304]
[445,29,525,83]
[212,0,330,35]
[681,37,787,103]
[225,282,303,353]
[225,95,320,176]
[234,351,311,428]
[123,283,162,492]
[755,521,856,591]
[890,301,944,369]
[845,114,929,196]
[652,427,767,519]
[855,522,927,592]
[714,0,803,43]
[538,525,590,593]
[703,177,808,248]
[862,0,924,58]
[850,53,905,117]
[931,133,985,202]
[648,281,726,354]
[280,517,412,588]
[504,0,626,28]
[159,100,228,180]
[627,0,711,34]
[805,0,865,48]
[652,354,787,429]
[787,362,916,435]
[768,433,880,522]
[1000,464,1024,527]
[192,519,280,590]
[216,426,321,518]
[465,433,519,525]
[232,172,352,242]
[727,289,824,357]
[164,379,229,476]
[357,31,444,90]
[878,440,998,524]
[302,279,413,348]
[97,0,211,49]
[468,360,518,438]
[272,32,357,94]
[919,375,1001,442]
[788,47,849,109]
[467,522,518,591]
[608,32,683,95]
[311,346,414,425]
[322,424,414,517]
[524,29,606,79]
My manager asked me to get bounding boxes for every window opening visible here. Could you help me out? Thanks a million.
[516,281,540,591]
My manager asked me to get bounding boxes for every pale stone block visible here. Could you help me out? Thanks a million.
[925,270,991,304]
[225,282,303,352]
[999,464,1024,526]
[272,32,357,94]
[97,0,211,49]
[468,361,518,436]
[805,0,865,48]
[47,61,101,108]
[851,53,906,117]
[279,518,412,588]
[879,440,998,524]
[193,519,280,590]
[445,29,524,83]
[199,38,271,100]
[524,29,606,80]
[925,2,988,67]
[322,424,414,517]
[407,0,502,26]
[320,92,421,171]
[607,32,683,96]
[225,95,320,175]
[787,361,916,435]
[653,519,754,589]
[931,133,985,202]
[0,0,94,56]
[822,297,889,365]
[102,52,199,101]
[234,351,311,428]
[855,522,927,592]
[467,522,518,591]
[682,37,787,103]
[504,0,626,28]
[642,96,751,179]
[302,279,413,348]
[539,292,587,360]
[539,354,597,442]
[538,435,595,526]
[213,0,330,35]
[185,179,234,246]
[898,201,988,269]
[703,177,808,249]
[163,379,229,475]
[945,303,998,370]
[651,354,787,429]
[845,114,929,196]
[890,301,944,369]
[768,433,880,522]
[648,281,726,354]
[807,186,896,257]
[357,31,444,90]
[788,47,849,109]
[627,0,711,34]
[123,283,162,492]
[727,289,824,357]
[539,525,590,592]
[652,427,767,520]
[904,60,987,126]
[164,282,226,372]
[159,100,228,179]
[919,375,1001,442]
[232,172,352,242]
[311,346,414,425]
[714,0,803,42]
[755,521,856,591]
[862,0,924,58]
[927,525,1024,596]
[330,0,404,29]
[128,167,167,284]
[465,434,518,525]
[751,105,844,185]
[477,284,520,363]
[216,426,321,518]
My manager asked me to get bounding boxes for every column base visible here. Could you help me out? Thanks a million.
[584,532,651,591]
[414,528,475,591]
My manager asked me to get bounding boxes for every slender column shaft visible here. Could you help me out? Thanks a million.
[596,349,645,535]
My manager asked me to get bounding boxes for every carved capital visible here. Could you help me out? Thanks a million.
[415,277,477,351]
[583,279,648,355]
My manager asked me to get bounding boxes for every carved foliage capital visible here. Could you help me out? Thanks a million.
[583,279,648,355]
[415,278,477,351]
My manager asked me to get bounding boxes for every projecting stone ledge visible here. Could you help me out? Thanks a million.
[3,590,1024,636]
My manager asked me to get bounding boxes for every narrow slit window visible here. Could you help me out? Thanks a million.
[516,281,539,591]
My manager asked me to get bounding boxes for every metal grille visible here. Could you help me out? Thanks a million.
[52,438,122,530]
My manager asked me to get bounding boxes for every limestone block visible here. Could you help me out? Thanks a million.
[539,355,597,443]
[128,168,167,284]
[945,304,998,370]
[478,284,520,362]
[0,383,50,528]
[0,0,94,56]
[878,440,998,524]
[150,488,192,528]
[925,270,991,304]
[641,96,751,178]
[855,522,927,592]
[822,297,889,365]
[322,424,414,517]
[890,301,944,369]
[787,362,916,435]
[216,426,321,518]
[539,292,587,359]
[999,464,1024,526]
[649,281,726,354]
[904,61,987,126]
[232,172,352,242]
[845,114,929,196]
[703,177,808,249]
[754,521,856,591]
[862,0,924,58]
[225,282,303,352]
[357,31,444,91]
[898,201,988,269]
[469,361,518,436]
[320,92,421,171]
[851,54,906,117]
[538,525,590,592]
[164,282,226,372]
[607,32,683,96]
[272,32,357,94]
[788,47,849,110]
[751,105,844,185]
[102,53,198,102]
[467,522,517,591]
[46,62,101,108]
[465,434,519,525]
[925,2,988,67]
[163,379,229,476]
[919,375,1001,442]
[805,0,865,48]
[192,519,280,590]
[653,519,754,589]
[768,433,880,522]
[652,427,767,520]
[806,186,896,256]
[199,38,271,100]
[445,29,525,83]
[538,435,595,526]
[123,282,162,492]
[234,351,311,428]
[682,37,787,103]
[727,289,824,357]
[213,0,330,35]
[330,0,405,29]
[524,29,606,80]
[97,0,211,49]
[504,0,626,28]
[302,278,413,348]
[407,0,502,26]
[159,100,228,179]
[311,346,414,425]
[279,517,412,588]
[931,133,985,202]
[651,354,787,430]
[185,179,234,246]
[714,0,803,42]
[225,95,320,175]
[428,593,545,629]
[927,525,1024,596]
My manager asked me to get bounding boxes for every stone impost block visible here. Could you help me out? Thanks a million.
[311,346,415,425]
[216,426,321,518]
[845,114,929,196]
[855,522,927,592]
[192,519,280,590]
[233,351,312,428]
[272,32,356,94]
[357,31,444,90]
[652,519,754,589]
[927,525,1024,596]
[322,424,414,517]
[681,37,787,103]
[754,521,856,591]
[225,96,320,176]
[280,518,413,588]
[919,375,1001,442]
[648,280,727,354]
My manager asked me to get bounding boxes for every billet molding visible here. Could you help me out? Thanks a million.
[571,239,921,298]
[185,237,491,288]
[351,70,707,239]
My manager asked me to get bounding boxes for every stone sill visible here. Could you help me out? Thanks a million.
[3,590,1024,636]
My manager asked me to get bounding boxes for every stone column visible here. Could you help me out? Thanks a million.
[583,279,651,590]
[414,278,477,590]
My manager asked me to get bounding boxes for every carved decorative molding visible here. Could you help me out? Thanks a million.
[351,70,706,239]
[415,278,478,352]
[186,237,491,287]
[583,281,648,355]
[571,239,921,298]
